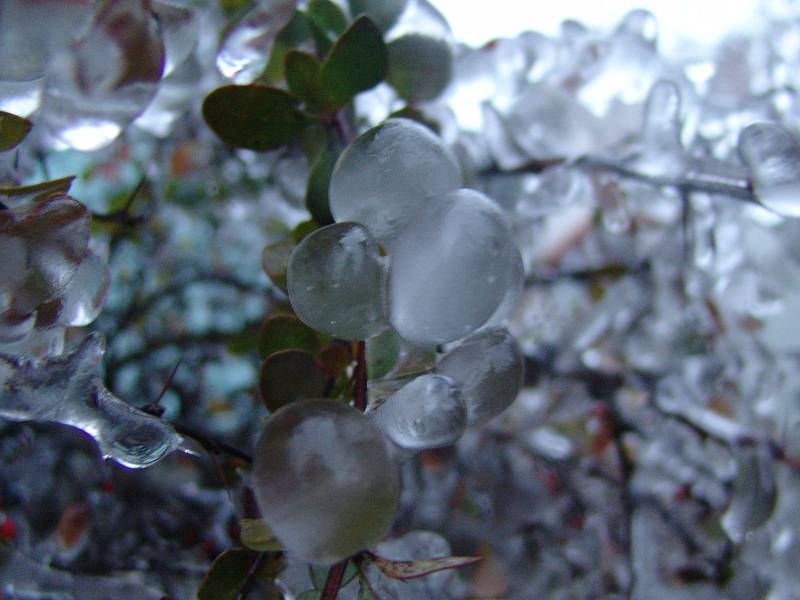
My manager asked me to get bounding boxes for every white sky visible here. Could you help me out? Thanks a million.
[430,0,767,54]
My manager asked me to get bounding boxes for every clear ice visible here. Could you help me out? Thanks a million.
[436,327,524,427]
[0,334,183,468]
[329,118,463,246]
[388,189,521,345]
[287,222,388,340]
[252,399,400,565]
[371,373,466,449]
[40,0,165,150]
[216,0,297,84]
[738,122,800,217]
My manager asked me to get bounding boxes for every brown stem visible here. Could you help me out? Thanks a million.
[321,559,348,600]
[353,340,367,412]
[235,552,267,600]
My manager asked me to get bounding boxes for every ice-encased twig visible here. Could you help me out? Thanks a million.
[0,333,184,468]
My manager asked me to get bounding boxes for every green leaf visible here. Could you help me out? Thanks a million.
[0,111,31,152]
[197,549,261,600]
[321,16,388,109]
[259,349,329,412]
[0,176,75,203]
[262,10,313,83]
[309,561,359,589]
[239,518,283,552]
[291,219,320,243]
[307,0,348,37]
[261,240,294,292]
[285,50,328,113]
[305,141,340,224]
[258,314,321,359]
[387,34,453,102]
[367,553,482,580]
[202,84,309,151]
[347,0,407,32]
[366,328,400,379]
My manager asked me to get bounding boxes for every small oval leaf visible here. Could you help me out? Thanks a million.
[197,549,260,600]
[367,553,482,580]
[387,34,452,102]
[321,16,388,109]
[203,84,308,151]
[285,50,328,113]
[259,349,329,411]
[0,111,32,152]
[240,518,283,552]
[307,0,348,37]
[258,314,321,359]
[262,239,295,292]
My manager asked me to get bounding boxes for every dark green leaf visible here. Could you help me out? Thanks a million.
[307,0,348,37]
[321,16,388,109]
[388,106,440,133]
[259,349,329,411]
[387,34,452,102]
[0,176,75,203]
[366,328,400,379]
[368,553,482,580]
[319,343,352,378]
[258,314,321,359]
[291,219,319,243]
[0,111,31,152]
[262,10,313,83]
[285,50,328,113]
[347,0,407,32]
[239,518,283,552]
[305,141,341,224]
[202,84,309,151]
[197,548,260,600]
[261,240,294,292]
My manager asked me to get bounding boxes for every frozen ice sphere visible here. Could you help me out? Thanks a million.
[436,328,523,427]
[40,0,165,150]
[216,0,296,84]
[371,374,466,449]
[329,118,462,245]
[0,334,183,468]
[388,188,518,345]
[739,122,800,218]
[287,222,388,340]
[252,399,400,565]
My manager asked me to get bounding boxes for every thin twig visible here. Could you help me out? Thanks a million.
[353,341,367,412]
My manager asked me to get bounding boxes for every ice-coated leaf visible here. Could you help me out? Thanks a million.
[252,399,400,565]
[388,189,520,345]
[0,176,75,203]
[59,251,111,327]
[287,222,388,340]
[371,374,466,449]
[216,0,297,84]
[239,518,284,552]
[739,122,800,218]
[305,141,340,224]
[436,328,523,427]
[258,314,321,359]
[0,111,31,152]
[366,327,401,379]
[368,552,481,580]
[203,84,309,151]
[258,349,329,412]
[387,34,452,102]
[0,334,184,468]
[348,0,408,32]
[721,449,777,543]
[320,16,388,109]
[151,0,199,76]
[40,0,165,151]
[329,118,462,246]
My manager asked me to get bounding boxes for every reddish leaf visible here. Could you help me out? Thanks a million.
[367,552,482,580]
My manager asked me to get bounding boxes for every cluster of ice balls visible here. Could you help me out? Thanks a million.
[252,120,525,565]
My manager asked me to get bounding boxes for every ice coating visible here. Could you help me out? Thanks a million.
[40,0,165,151]
[0,334,184,468]
[738,122,800,217]
[287,222,388,340]
[216,0,296,84]
[151,0,199,77]
[252,399,400,565]
[371,374,466,449]
[329,118,462,246]
[436,328,523,427]
[628,79,686,179]
[388,188,520,345]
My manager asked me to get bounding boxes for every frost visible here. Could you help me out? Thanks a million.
[0,334,184,468]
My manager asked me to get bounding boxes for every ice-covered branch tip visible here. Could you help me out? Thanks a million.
[0,333,186,468]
